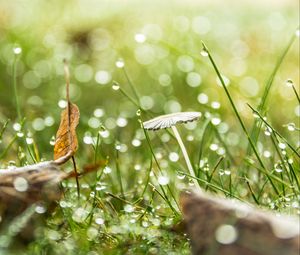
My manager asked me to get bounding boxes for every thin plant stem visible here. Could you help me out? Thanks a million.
[247,31,296,153]
[64,59,80,198]
[202,41,279,195]
[13,56,22,121]
[142,125,180,215]
[171,125,202,192]
[71,156,80,198]
[116,148,125,200]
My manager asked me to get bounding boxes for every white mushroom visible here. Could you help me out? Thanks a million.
[143,112,202,191]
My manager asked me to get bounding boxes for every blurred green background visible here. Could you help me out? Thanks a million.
[0,0,299,162]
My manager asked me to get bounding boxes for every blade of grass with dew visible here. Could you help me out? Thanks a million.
[247,30,297,153]
[247,104,300,157]
[177,171,246,203]
[115,147,125,200]
[142,122,180,215]
[201,41,279,196]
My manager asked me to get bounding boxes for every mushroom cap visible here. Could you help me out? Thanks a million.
[143,112,201,131]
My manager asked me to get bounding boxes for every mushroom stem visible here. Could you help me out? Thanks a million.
[171,126,201,191]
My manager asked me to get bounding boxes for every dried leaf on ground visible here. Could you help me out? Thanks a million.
[54,103,80,160]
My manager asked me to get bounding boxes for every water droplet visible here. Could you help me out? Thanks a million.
[275,167,283,173]
[124,204,134,213]
[209,143,219,151]
[211,101,221,109]
[72,208,88,223]
[87,227,98,240]
[287,123,295,131]
[134,164,141,171]
[103,166,112,174]
[169,152,179,162]
[142,221,149,228]
[264,127,272,136]
[94,108,105,118]
[295,29,300,37]
[95,217,104,225]
[35,204,47,214]
[115,143,121,150]
[50,136,55,146]
[116,117,127,127]
[215,224,238,244]
[13,47,22,55]
[158,175,169,185]
[13,123,21,131]
[285,79,294,87]
[136,109,141,116]
[224,170,231,175]
[112,81,120,91]
[13,177,28,192]
[17,132,24,137]
[177,173,185,180]
[278,142,286,149]
[58,100,67,109]
[135,33,146,43]
[211,117,221,126]
[200,48,208,57]
[115,59,125,68]
[263,150,271,158]
[197,93,209,104]
[132,138,141,147]
[26,137,34,144]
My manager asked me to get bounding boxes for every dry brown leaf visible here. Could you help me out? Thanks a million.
[54,103,80,160]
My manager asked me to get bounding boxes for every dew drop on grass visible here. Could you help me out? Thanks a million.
[13,177,28,192]
[177,173,185,180]
[287,123,295,131]
[158,175,169,185]
[87,227,98,240]
[169,152,179,162]
[209,143,219,151]
[58,100,67,109]
[296,29,300,37]
[285,79,294,87]
[135,33,146,43]
[142,221,149,228]
[200,49,208,57]
[211,117,221,125]
[278,142,286,149]
[35,204,47,214]
[72,208,88,223]
[17,132,24,137]
[197,93,209,104]
[264,128,272,136]
[224,170,231,175]
[49,136,55,145]
[132,138,141,147]
[115,59,125,68]
[124,204,134,213]
[215,224,238,244]
[95,218,104,225]
[211,101,221,109]
[13,46,22,55]
[112,81,120,90]
[13,123,21,131]
[187,135,194,141]
[275,166,283,173]
[134,164,141,171]
[136,109,141,116]
[103,166,112,174]
[263,150,271,158]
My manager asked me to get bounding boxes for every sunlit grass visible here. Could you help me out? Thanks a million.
[0,1,299,254]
